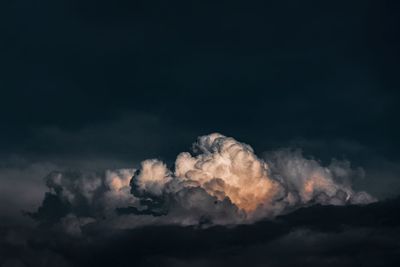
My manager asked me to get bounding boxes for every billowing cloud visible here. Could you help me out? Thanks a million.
[30,133,376,231]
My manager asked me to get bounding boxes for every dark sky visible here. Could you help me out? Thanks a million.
[1,1,400,266]
[1,0,399,161]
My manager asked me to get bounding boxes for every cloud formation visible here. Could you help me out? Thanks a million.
[31,133,376,230]
[5,196,400,267]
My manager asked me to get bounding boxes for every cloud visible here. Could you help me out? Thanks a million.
[2,196,400,267]
[29,133,375,231]
[0,161,52,226]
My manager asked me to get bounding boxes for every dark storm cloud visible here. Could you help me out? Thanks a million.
[1,197,400,267]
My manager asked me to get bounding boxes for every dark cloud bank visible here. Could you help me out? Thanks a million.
[1,197,400,267]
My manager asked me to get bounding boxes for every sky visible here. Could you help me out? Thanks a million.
[1,1,400,266]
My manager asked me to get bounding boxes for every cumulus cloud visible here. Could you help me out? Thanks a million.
[30,133,376,231]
